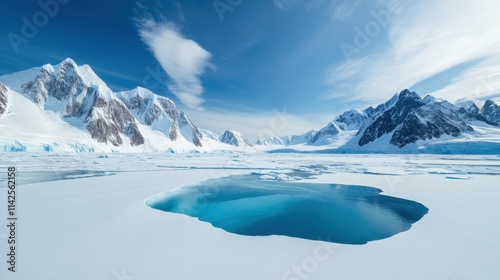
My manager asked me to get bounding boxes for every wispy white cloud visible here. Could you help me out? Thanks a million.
[326,0,500,103]
[431,55,500,102]
[136,19,212,109]
[332,0,360,21]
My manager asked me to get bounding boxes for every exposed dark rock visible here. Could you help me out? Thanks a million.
[124,122,145,146]
[169,125,178,141]
[481,100,500,126]
[21,67,52,104]
[87,119,123,146]
[117,88,203,147]
[390,104,473,147]
[18,60,146,146]
[0,83,8,116]
[219,130,252,147]
[359,90,425,146]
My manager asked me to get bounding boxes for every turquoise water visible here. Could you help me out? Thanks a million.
[147,175,428,244]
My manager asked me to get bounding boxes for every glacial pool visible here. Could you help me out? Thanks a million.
[146,174,428,244]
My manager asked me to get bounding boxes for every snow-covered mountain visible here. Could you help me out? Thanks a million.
[481,100,500,125]
[308,122,343,145]
[0,59,223,152]
[356,90,493,148]
[256,135,285,146]
[301,93,401,146]
[274,89,500,153]
[333,109,367,130]
[116,87,203,147]
[1,59,147,146]
[280,130,317,145]
[219,130,252,147]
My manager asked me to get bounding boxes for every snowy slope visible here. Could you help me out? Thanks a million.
[0,87,97,152]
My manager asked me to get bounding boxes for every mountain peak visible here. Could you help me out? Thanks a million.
[125,86,156,98]
[308,121,343,145]
[60,57,77,66]
[219,130,252,147]
[398,89,420,100]
[481,99,500,125]
[423,95,437,103]
[484,99,498,107]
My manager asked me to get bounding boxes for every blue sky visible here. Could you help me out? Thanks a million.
[1,0,500,139]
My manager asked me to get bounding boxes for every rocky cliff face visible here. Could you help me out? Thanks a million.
[85,96,144,146]
[359,90,426,146]
[309,93,401,144]
[390,102,473,147]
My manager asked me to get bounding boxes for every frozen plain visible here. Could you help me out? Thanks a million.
[0,152,499,280]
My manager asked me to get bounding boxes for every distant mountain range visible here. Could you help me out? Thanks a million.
[1,58,499,153]
[260,89,500,154]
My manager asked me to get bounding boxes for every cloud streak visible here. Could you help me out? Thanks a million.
[326,0,500,103]
[137,19,212,109]
[332,0,360,21]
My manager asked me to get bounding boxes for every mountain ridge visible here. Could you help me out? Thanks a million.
[1,59,499,153]
[262,90,500,153]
